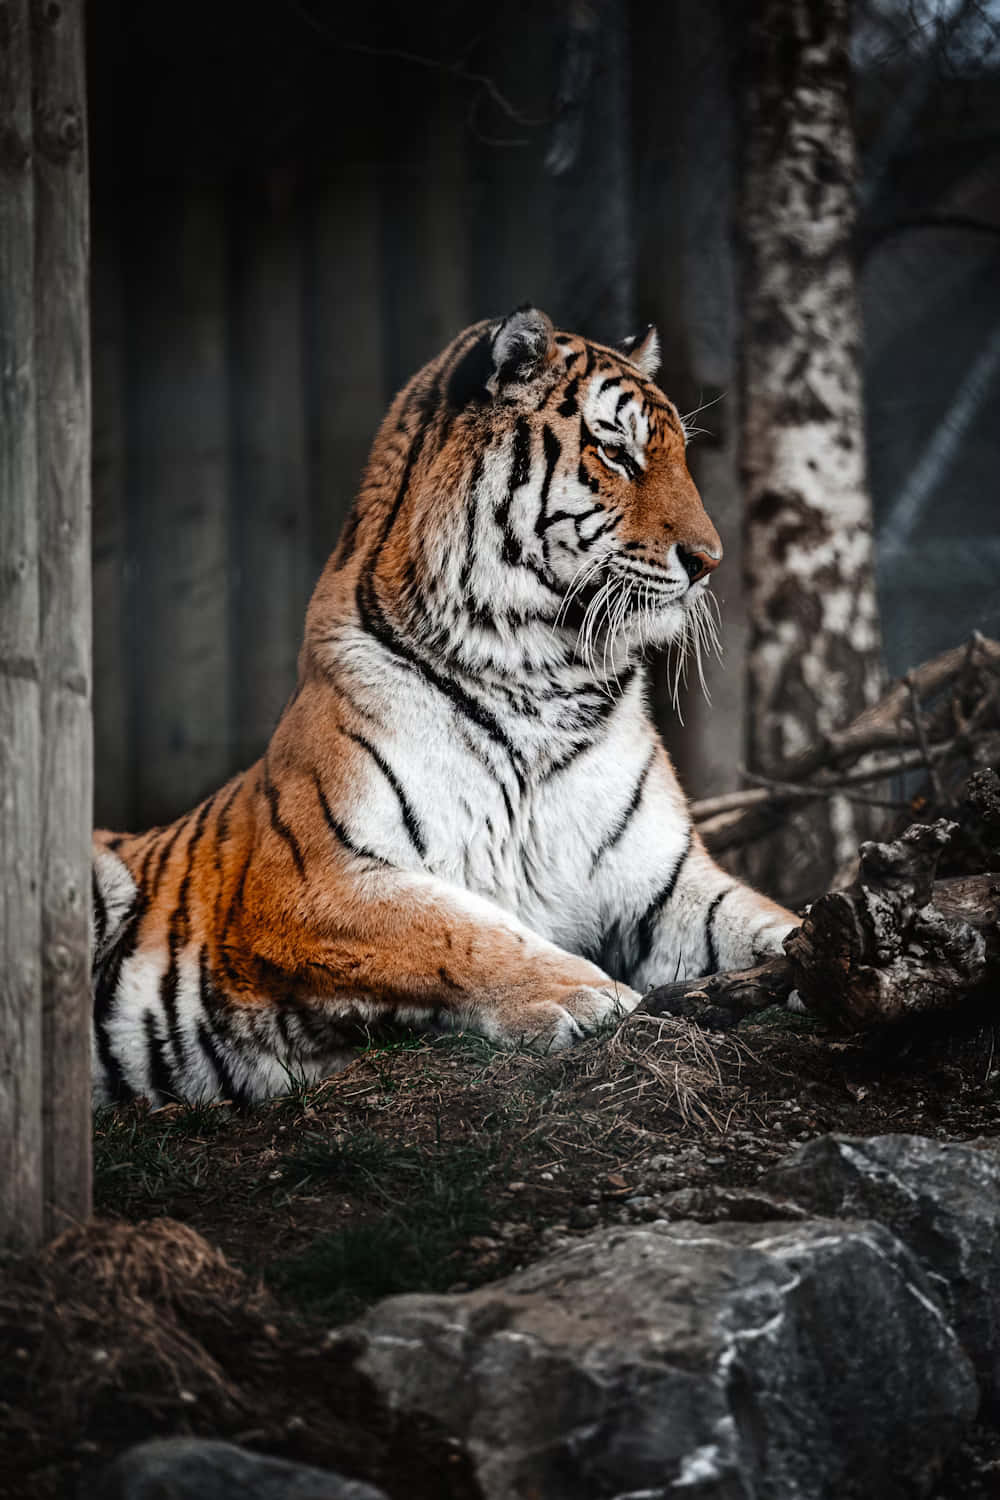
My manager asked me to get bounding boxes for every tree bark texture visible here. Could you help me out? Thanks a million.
[741,0,882,905]
[786,819,1000,1027]
[33,0,93,1238]
[0,0,44,1252]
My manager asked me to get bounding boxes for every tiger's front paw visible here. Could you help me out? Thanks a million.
[752,920,799,963]
[487,982,642,1053]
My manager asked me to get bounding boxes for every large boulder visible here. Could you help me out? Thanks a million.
[761,1133,1000,1411]
[92,1437,388,1500]
[330,1217,977,1499]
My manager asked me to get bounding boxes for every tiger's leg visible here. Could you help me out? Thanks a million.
[240,866,643,1054]
[606,825,797,994]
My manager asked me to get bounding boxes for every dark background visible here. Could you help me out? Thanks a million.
[86,0,1000,831]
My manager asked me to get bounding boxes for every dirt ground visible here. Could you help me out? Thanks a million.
[2,1002,1000,1499]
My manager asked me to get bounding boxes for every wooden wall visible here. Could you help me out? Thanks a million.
[87,0,744,832]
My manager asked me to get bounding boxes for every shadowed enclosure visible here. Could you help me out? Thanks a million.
[89,0,1000,833]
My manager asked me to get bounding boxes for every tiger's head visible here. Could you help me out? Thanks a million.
[324,306,723,693]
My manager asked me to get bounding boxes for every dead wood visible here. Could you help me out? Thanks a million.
[693,633,1000,855]
[638,959,793,1029]
[786,816,1000,1027]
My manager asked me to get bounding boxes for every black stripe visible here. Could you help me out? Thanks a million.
[143,1009,176,1103]
[357,570,528,783]
[539,667,637,782]
[219,850,253,990]
[494,417,532,564]
[158,794,217,1077]
[459,450,486,593]
[196,1020,244,1106]
[148,815,189,900]
[557,375,580,417]
[590,746,656,872]
[312,770,388,864]
[197,947,252,1107]
[92,867,107,948]
[632,828,693,973]
[535,425,562,530]
[214,777,243,865]
[262,766,307,879]
[91,842,156,1104]
[614,391,632,417]
[345,730,427,858]
[704,888,734,976]
[175,794,215,945]
[598,375,622,394]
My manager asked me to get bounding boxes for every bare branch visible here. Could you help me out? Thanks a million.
[283,0,545,131]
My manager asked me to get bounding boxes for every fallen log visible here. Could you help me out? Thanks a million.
[786,819,1000,1027]
[639,958,792,1028]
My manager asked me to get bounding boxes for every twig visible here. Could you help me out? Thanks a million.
[773,635,1000,779]
[691,743,958,822]
[283,0,545,129]
[905,670,946,806]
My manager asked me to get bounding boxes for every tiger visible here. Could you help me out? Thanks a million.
[91,307,797,1108]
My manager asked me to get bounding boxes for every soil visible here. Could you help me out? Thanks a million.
[2,1002,1000,1500]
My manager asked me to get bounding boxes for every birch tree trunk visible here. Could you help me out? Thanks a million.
[741,0,882,905]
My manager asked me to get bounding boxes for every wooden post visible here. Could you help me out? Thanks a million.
[33,0,93,1237]
[0,0,44,1252]
[0,0,92,1249]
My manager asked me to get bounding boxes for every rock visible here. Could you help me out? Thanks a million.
[92,1438,387,1500]
[762,1133,1000,1411]
[330,1218,977,1500]
[659,1184,809,1223]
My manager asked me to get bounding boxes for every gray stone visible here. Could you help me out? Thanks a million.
[92,1438,387,1500]
[762,1132,1000,1411]
[331,1217,977,1500]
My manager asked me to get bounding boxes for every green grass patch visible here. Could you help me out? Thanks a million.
[93,1102,234,1212]
[270,1137,497,1321]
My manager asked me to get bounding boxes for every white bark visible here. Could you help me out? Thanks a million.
[742,0,883,903]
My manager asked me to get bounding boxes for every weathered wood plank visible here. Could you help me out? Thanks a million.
[232,171,310,764]
[381,79,470,395]
[0,0,43,1251]
[88,0,131,831]
[32,0,93,1238]
[130,184,232,824]
[307,162,384,570]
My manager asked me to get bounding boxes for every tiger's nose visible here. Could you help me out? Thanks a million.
[676,544,721,585]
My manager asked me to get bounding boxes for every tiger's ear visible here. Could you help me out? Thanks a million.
[447,306,555,407]
[619,324,661,379]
